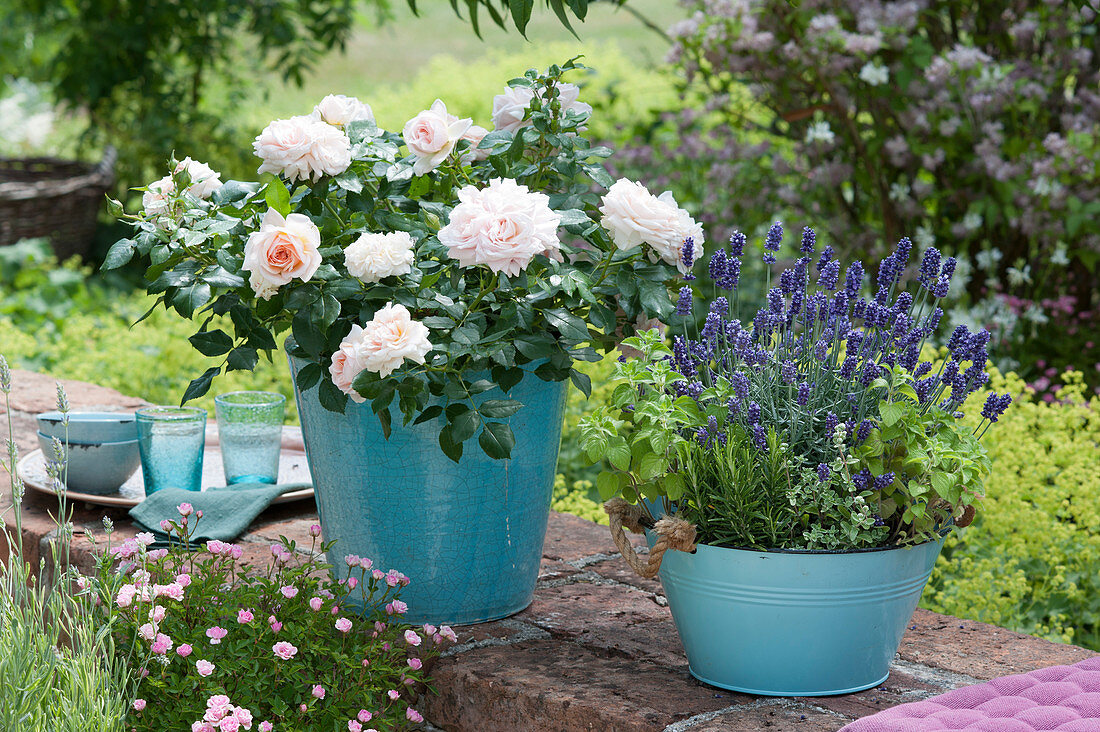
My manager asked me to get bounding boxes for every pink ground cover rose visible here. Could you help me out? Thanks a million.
[403,629,421,647]
[598,178,704,275]
[438,178,562,276]
[174,157,223,199]
[253,115,351,183]
[196,659,215,677]
[206,626,228,644]
[402,99,472,175]
[242,208,322,300]
[273,641,298,660]
[335,617,352,633]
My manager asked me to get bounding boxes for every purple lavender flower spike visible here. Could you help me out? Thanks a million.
[797,382,810,406]
[914,361,933,378]
[728,231,746,257]
[895,237,912,266]
[853,469,873,491]
[817,245,834,273]
[856,419,875,444]
[873,472,896,491]
[695,427,709,444]
[747,401,761,424]
[860,362,881,386]
[840,355,858,380]
[681,238,696,269]
[765,221,783,252]
[709,248,728,287]
[947,325,969,354]
[752,423,768,451]
[711,296,729,315]
[824,411,838,435]
[732,372,750,401]
[675,286,693,316]
[673,336,697,378]
[781,360,797,384]
[844,262,864,298]
[817,463,830,482]
[901,343,920,370]
[818,260,840,291]
[931,275,951,298]
[721,257,741,291]
[800,226,817,254]
[767,288,783,315]
[919,247,941,285]
[780,268,796,295]
[726,397,741,416]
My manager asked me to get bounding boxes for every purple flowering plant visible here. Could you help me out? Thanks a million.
[580,224,1010,550]
[81,507,453,731]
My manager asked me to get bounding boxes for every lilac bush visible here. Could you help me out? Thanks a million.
[85,507,453,731]
[581,225,1011,549]
[620,1,1099,316]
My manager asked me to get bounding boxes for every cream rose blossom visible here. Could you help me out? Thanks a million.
[402,100,472,176]
[490,82,592,133]
[142,175,174,216]
[329,325,369,402]
[242,208,323,300]
[460,124,491,162]
[253,116,352,183]
[344,231,415,283]
[438,178,562,276]
[313,94,374,127]
[599,178,704,274]
[174,157,222,199]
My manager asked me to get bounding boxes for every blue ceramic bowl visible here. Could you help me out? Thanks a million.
[36,431,141,495]
[36,411,137,444]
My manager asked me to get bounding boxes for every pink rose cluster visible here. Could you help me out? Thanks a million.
[328,303,433,401]
[253,115,351,183]
[142,157,223,216]
[190,694,254,732]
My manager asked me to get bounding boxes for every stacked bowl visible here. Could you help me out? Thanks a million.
[35,412,140,494]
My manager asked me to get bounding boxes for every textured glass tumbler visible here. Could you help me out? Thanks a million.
[135,407,206,495]
[214,391,286,485]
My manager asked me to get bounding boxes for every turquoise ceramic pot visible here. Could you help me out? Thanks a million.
[657,538,944,696]
[288,354,568,626]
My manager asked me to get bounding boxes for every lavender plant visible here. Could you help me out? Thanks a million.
[580,225,1011,550]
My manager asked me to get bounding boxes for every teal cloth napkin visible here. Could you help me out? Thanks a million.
[129,482,311,544]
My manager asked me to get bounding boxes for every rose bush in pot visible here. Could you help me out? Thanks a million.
[105,60,703,624]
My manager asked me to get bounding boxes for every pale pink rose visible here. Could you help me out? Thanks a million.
[115,584,136,608]
[309,597,324,611]
[280,585,298,599]
[253,115,351,183]
[151,632,173,655]
[237,609,254,624]
[133,699,147,712]
[348,721,363,732]
[311,685,326,700]
[178,502,194,516]
[135,532,155,547]
[142,175,175,216]
[219,717,240,732]
[491,82,591,133]
[357,710,373,722]
[439,625,457,642]
[357,304,433,378]
[138,623,156,642]
[599,178,704,274]
[335,617,352,633]
[177,643,193,658]
[406,708,423,723]
[206,626,228,644]
[196,659,215,677]
[174,157,223,199]
[272,641,298,660]
[242,208,323,300]
[344,231,415,283]
[402,100,472,175]
[313,94,375,127]
[387,690,400,701]
[407,657,423,670]
[404,629,422,647]
[329,328,368,402]
[460,124,491,162]
[438,178,562,276]
[259,723,273,732]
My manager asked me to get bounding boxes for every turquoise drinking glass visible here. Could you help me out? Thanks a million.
[214,391,286,485]
[135,406,206,494]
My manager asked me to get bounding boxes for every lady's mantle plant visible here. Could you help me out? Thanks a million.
[85,506,454,731]
[106,60,702,461]
[581,226,1012,550]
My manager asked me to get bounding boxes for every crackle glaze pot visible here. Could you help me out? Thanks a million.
[657,537,944,696]
[288,352,567,626]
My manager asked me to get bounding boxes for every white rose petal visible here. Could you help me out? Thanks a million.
[598,178,704,275]
[438,178,562,276]
[254,116,352,183]
[490,82,591,133]
[174,157,222,199]
[344,231,415,283]
[313,94,374,127]
[142,175,175,216]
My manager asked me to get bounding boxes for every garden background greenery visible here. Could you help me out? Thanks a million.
[2,0,1099,655]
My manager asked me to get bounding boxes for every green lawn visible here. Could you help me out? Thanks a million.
[251,0,683,127]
